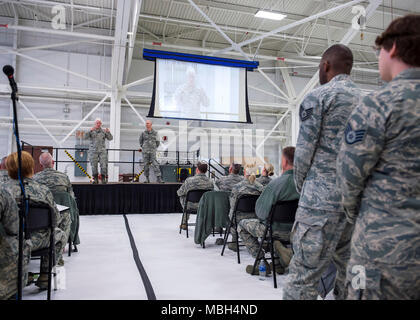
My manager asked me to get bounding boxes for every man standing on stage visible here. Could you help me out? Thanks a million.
[139,120,163,183]
[85,118,113,184]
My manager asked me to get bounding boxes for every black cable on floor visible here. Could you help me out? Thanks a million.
[123,214,157,300]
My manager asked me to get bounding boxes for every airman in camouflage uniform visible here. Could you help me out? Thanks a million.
[239,148,299,273]
[33,152,74,245]
[0,156,9,183]
[0,187,31,300]
[337,16,420,300]
[177,162,214,226]
[255,175,270,187]
[85,118,113,184]
[139,120,163,183]
[256,163,274,187]
[227,166,263,250]
[4,177,67,290]
[283,44,361,300]
[214,163,244,193]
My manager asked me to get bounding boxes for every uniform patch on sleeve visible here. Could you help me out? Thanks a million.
[299,105,313,122]
[344,123,366,145]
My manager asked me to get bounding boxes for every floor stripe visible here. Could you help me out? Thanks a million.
[123,214,157,300]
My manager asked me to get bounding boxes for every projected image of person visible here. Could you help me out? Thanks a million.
[173,66,209,119]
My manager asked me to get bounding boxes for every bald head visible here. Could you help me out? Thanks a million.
[39,152,54,169]
[0,156,7,170]
[319,44,353,85]
[146,120,152,131]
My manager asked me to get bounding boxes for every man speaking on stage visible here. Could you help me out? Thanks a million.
[139,120,163,183]
[85,118,113,184]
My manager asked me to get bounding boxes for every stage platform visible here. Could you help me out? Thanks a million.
[72,182,183,215]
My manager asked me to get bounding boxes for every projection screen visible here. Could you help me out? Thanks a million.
[144,49,259,124]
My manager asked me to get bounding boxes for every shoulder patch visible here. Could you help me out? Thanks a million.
[299,105,313,122]
[344,123,366,145]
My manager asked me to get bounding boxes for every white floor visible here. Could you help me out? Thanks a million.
[22,214,294,300]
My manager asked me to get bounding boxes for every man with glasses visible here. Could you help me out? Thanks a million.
[337,14,420,300]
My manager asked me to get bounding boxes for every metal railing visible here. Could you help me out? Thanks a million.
[21,141,200,182]
[208,158,228,179]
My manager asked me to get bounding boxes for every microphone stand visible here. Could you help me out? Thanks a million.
[9,76,26,300]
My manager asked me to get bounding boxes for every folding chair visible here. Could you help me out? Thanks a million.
[251,199,298,288]
[22,201,56,300]
[179,189,212,238]
[221,194,259,264]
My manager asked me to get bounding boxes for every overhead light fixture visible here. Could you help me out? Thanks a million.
[255,10,287,21]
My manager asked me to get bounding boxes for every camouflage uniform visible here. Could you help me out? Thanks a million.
[177,172,214,224]
[3,178,67,274]
[215,173,244,193]
[228,179,263,241]
[33,168,74,243]
[256,175,271,187]
[85,128,113,177]
[238,170,299,267]
[0,187,31,300]
[0,170,9,184]
[283,74,361,300]
[337,68,420,300]
[139,129,161,181]
[174,82,209,119]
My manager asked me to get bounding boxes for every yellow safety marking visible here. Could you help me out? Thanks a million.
[134,168,145,181]
[177,168,191,175]
[64,150,92,180]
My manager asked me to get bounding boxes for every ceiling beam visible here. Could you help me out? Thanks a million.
[214,0,364,55]
[295,0,383,119]
[125,0,142,82]
[3,24,115,41]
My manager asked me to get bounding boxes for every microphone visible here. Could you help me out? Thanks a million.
[3,65,18,93]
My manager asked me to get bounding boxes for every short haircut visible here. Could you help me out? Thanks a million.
[6,151,34,179]
[196,161,208,174]
[231,163,241,174]
[39,152,53,168]
[375,14,420,67]
[322,44,353,74]
[282,146,295,165]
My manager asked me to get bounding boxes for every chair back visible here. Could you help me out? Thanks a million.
[270,199,299,224]
[19,201,55,236]
[186,189,212,204]
[235,194,260,213]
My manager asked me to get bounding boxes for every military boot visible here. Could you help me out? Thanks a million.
[228,242,238,252]
[102,175,108,184]
[35,273,49,290]
[273,240,293,268]
[157,176,164,183]
[145,176,150,183]
[93,174,99,184]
